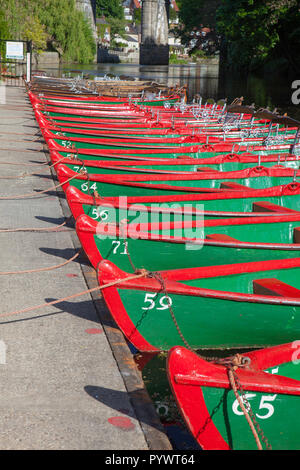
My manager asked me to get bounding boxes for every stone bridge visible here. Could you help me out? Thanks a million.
[77,0,170,65]
[140,0,170,65]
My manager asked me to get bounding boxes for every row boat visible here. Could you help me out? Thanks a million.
[76,212,300,272]
[167,343,300,450]
[56,164,300,197]
[97,257,300,351]
[64,183,300,222]
[49,152,300,175]
[41,125,297,148]
[46,137,297,161]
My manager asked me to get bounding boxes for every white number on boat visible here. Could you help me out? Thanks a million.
[91,208,108,220]
[81,182,97,192]
[232,394,277,419]
[255,395,277,419]
[111,240,128,255]
[142,293,172,310]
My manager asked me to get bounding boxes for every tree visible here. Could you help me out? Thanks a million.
[95,0,126,39]
[0,9,9,58]
[133,7,141,25]
[175,0,221,55]
[0,0,96,63]
[216,0,300,73]
[37,0,96,62]
[22,16,47,54]
[95,0,124,20]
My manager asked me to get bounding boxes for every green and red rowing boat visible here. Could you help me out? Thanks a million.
[28,90,182,107]
[56,164,300,197]
[167,343,300,450]
[76,212,300,272]
[50,151,300,176]
[64,183,300,222]
[42,127,219,147]
[42,127,297,155]
[47,136,296,161]
[38,118,298,145]
[97,257,300,351]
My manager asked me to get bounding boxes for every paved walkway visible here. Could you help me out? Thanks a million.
[0,85,171,450]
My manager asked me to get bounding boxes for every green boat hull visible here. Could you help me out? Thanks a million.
[167,345,300,450]
[64,159,300,176]
[112,264,300,350]
[51,136,292,159]
[90,217,300,273]
[51,128,296,144]
[201,359,300,450]
[68,175,296,198]
[51,132,202,148]
[80,192,300,224]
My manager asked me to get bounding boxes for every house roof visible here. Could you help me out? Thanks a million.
[125,34,139,43]
[171,0,179,12]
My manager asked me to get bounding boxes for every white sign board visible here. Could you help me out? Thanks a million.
[6,41,24,60]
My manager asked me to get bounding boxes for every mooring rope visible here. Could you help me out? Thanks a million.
[0,251,79,276]
[0,164,82,200]
[0,270,148,320]
[0,215,73,234]
[0,155,70,179]
[0,147,44,153]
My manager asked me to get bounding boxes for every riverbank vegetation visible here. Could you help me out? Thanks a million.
[176,0,300,75]
[0,0,96,63]
[95,0,126,40]
[217,0,300,75]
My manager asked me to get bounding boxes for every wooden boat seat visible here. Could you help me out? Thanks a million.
[205,233,239,242]
[220,182,250,190]
[252,201,298,213]
[253,278,300,297]
[294,227,300,243]
[197,167,219,172]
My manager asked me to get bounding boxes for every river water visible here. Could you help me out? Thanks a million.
[40,62,300,450]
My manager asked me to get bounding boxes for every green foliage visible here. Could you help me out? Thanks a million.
[174,0,221,55]
[95,0,126,39]
[38,0,96,63]
[169,6,178,22]
[177,0,205,45]
[169,53,189,64]
[133,7,141,25]
[0,9,9,57]
[96,0,124,20]
[216,0,300,73]
[0,9,8,39]
[190,49,209,59]
[0,0,96,63]
[108,17,127,39]
[110,39,127,49]
[23,15,47,54]
[97,22,110,40]
[175,0,300,73]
